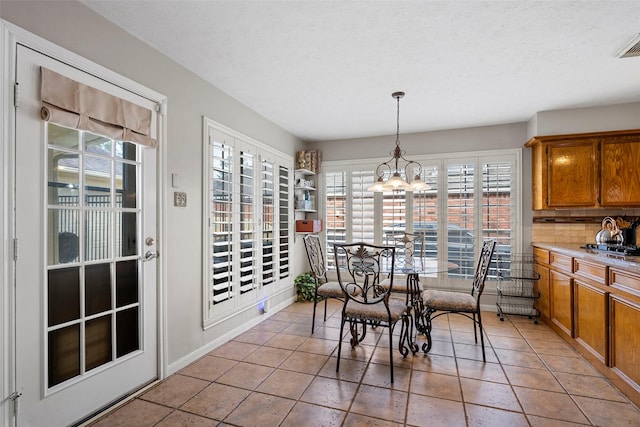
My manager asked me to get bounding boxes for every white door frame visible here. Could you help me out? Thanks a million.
[0,20,168,427]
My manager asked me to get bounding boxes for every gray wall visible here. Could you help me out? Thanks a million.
[2,0,303,370]
[527,102,640,139]
[4,0,639,375]
[307,122,528,161]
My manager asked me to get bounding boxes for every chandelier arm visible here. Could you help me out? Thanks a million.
[375,159,393,178]
[403,159,423,178]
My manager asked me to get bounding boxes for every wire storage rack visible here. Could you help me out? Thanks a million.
[496,253,541,323]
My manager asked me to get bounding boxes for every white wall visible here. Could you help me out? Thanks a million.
[307,122,527,161]
[527,102,640,139]
[1,0,304,372]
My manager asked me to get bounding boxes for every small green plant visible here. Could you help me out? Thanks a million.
[294,272,317,302]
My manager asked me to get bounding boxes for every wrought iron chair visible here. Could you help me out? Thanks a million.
[420,239,496,361]
[303,234,347,334]
[333,242,415,383]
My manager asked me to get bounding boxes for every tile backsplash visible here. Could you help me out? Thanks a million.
[532,209,640,245]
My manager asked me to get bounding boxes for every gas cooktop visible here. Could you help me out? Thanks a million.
[583,243,640,256]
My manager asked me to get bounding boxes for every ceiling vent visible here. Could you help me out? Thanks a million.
[616,34,640,58]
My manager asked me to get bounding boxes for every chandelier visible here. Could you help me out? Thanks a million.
[368,91,430,192]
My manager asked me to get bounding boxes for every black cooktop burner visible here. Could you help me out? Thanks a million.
[583,243,640,256]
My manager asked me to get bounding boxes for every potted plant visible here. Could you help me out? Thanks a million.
[294,272,317,302]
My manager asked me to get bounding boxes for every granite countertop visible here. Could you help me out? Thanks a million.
[532,242,640,274]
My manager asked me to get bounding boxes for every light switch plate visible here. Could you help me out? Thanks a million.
[174,191,187,207]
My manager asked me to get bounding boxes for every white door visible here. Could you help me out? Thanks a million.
[14,46,158,426]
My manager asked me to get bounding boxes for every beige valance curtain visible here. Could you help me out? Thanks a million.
[40,67,157,148]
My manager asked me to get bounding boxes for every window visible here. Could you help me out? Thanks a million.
[323,150,519,287]
[261,159,275,287]
[203,118,293,326]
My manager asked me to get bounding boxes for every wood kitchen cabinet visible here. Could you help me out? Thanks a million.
[533,263,550,319]
[601,139,640,206]
[609,267,640,389]
[550,269,573,338]
[573,257,609,365]
[526,129,640,210]
[532,245,640,407]
[610,294,640,390]
[547,140,598,208]
[574,280,608,364]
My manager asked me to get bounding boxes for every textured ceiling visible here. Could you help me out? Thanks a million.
[82,0,640,142]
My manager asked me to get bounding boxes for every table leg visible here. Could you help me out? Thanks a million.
[348,319,367,347]
[407,273,428,335]
[399,306,419,356]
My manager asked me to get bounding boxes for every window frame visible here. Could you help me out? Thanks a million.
[322,149,522,291]
[202,117,293,328]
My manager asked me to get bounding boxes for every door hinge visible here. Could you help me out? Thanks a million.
[13,238,18,261]
[14,82,20,107]
[9,391,22,415]
[156,100,167,116]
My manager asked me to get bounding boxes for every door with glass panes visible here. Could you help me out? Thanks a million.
[13,46,158,426]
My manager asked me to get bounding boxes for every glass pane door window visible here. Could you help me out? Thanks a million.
[46,123,141,388]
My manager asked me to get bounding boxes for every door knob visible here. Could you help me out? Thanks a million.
[143,250,159,262]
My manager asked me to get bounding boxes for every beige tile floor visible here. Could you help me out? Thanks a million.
[88,300,640,426]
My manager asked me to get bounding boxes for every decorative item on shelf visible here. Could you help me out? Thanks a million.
[296,219,322,233]
[296,150,307,169]
[307,150,321,173]
[368,91,430,192]
[296,150,321,173]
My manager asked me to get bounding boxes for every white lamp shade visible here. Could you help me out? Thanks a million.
[382,173,411,191]
[367,177,386,192]
[409,176,431,191]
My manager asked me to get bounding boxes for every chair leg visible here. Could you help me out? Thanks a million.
[337,316,345,372]
[311,293,318,335]
[323,298,328,321]
[472,312,478,343]
[477,310,486,362]
[388,326,394,383]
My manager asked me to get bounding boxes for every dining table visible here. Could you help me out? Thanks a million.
[384,258,459,354]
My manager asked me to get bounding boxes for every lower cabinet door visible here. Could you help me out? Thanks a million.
[610,295,640,389]
[534,263,550,319]
[574,280,608,363]
[550,270,573,337]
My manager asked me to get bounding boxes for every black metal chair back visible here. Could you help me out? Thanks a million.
[303,234,345,334]
[334,242,394,305]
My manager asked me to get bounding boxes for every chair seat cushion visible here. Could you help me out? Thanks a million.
[318,281,360,298]
[317,281,344,298]
[344,298,408,322]
[422,289,476,312]
[380,277,423,294]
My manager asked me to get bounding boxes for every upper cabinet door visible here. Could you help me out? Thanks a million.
[526,130,640,210]
[547,140,599,208]
[601,140,640,207]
